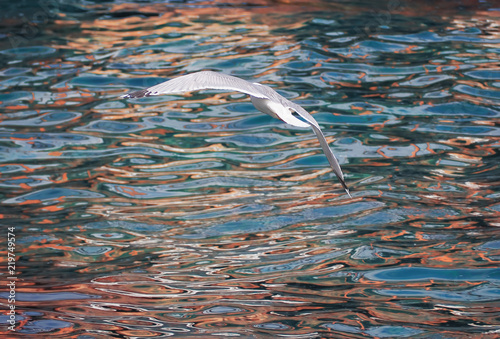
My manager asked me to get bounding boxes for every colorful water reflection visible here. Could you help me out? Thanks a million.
[0,0,499,337]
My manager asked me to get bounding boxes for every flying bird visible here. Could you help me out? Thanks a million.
[122,71,351,197]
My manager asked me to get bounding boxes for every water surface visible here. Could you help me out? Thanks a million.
[0,0,499,337]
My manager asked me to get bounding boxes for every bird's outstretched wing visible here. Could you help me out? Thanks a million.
[281,102,351,197]
[122,71,270,99]
[310,124,351,198]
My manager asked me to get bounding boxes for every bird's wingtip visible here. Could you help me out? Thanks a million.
[338,179,352,199]
[121,89,152,99]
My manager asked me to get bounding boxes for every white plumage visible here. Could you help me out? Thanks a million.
[122,71,351,197]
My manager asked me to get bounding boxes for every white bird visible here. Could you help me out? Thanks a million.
[122,71,351,197]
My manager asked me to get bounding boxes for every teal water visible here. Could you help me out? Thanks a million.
[0,0,499,337]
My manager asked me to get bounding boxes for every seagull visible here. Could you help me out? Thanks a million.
[122,71,351,197]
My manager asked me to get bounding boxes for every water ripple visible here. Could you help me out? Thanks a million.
[0,0,499,337]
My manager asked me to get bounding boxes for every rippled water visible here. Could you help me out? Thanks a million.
[0,0,499,337]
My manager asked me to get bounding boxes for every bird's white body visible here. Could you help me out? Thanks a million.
[122,71,351,197]
[250,95,309,128]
